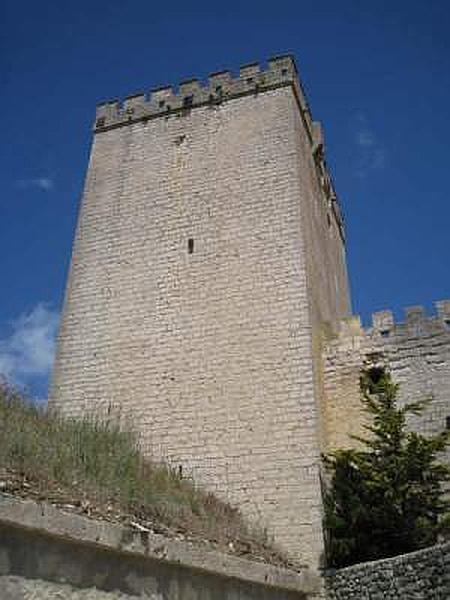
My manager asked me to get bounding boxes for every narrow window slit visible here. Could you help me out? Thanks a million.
[188,238,194,254]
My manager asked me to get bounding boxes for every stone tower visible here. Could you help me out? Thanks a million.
[50,55,351,568]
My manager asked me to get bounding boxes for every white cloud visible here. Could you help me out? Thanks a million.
[353,113,386,177]
[17,177,54,191]
[34,177,54,191]
[0,303,59,385]
[356,129,375,148]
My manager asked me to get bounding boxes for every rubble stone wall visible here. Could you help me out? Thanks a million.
[326,542,450,600]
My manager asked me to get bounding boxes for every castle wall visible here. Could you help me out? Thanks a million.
[50,57,350,568]
[323,301,450,456]
[326,541,450,600]
[291,111,351,452]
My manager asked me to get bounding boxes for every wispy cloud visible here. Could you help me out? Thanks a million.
[353,113,386,178]
[0,304,59,387]
[356,129,375,148]
[16,177,55,191]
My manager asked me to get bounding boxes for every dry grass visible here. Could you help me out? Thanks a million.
[0,382,288,565]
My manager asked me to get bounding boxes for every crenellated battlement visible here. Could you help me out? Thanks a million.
[94,55,315,135]
[324,299,450,453]
[94,54,345,238]
[334,299,450,341]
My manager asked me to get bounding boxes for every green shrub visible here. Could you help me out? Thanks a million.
[323,368,450,568]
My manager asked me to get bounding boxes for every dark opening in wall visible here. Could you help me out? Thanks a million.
[188,238,194,254]
[446,416,450,430]
[380,330,390,338]
[174,134,186,146]
[367,366,385,385]
[445,319,450,331]
[361,365,387,396]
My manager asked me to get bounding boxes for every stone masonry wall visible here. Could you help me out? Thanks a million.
[326,542,450,600]
[323,301,450,456]
[291,105,351,453]
[49,56,351,568]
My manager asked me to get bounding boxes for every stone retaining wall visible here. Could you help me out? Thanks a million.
[2,494,449,599]
[0,494,321,599]
[326,542,450,599]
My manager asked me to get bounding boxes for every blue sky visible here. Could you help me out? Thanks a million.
[1,0,449,398]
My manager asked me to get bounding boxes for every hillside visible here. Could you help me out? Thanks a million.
[0,382,291,568]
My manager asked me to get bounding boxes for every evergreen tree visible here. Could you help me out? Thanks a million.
[323,367,450,568]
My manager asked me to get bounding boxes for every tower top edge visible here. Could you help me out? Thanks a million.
[94,55,312,133]
[333,300,450,341]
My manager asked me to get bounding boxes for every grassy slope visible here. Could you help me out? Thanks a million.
[0,382,288,565]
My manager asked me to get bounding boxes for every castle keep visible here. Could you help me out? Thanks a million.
[50,55,450,569]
